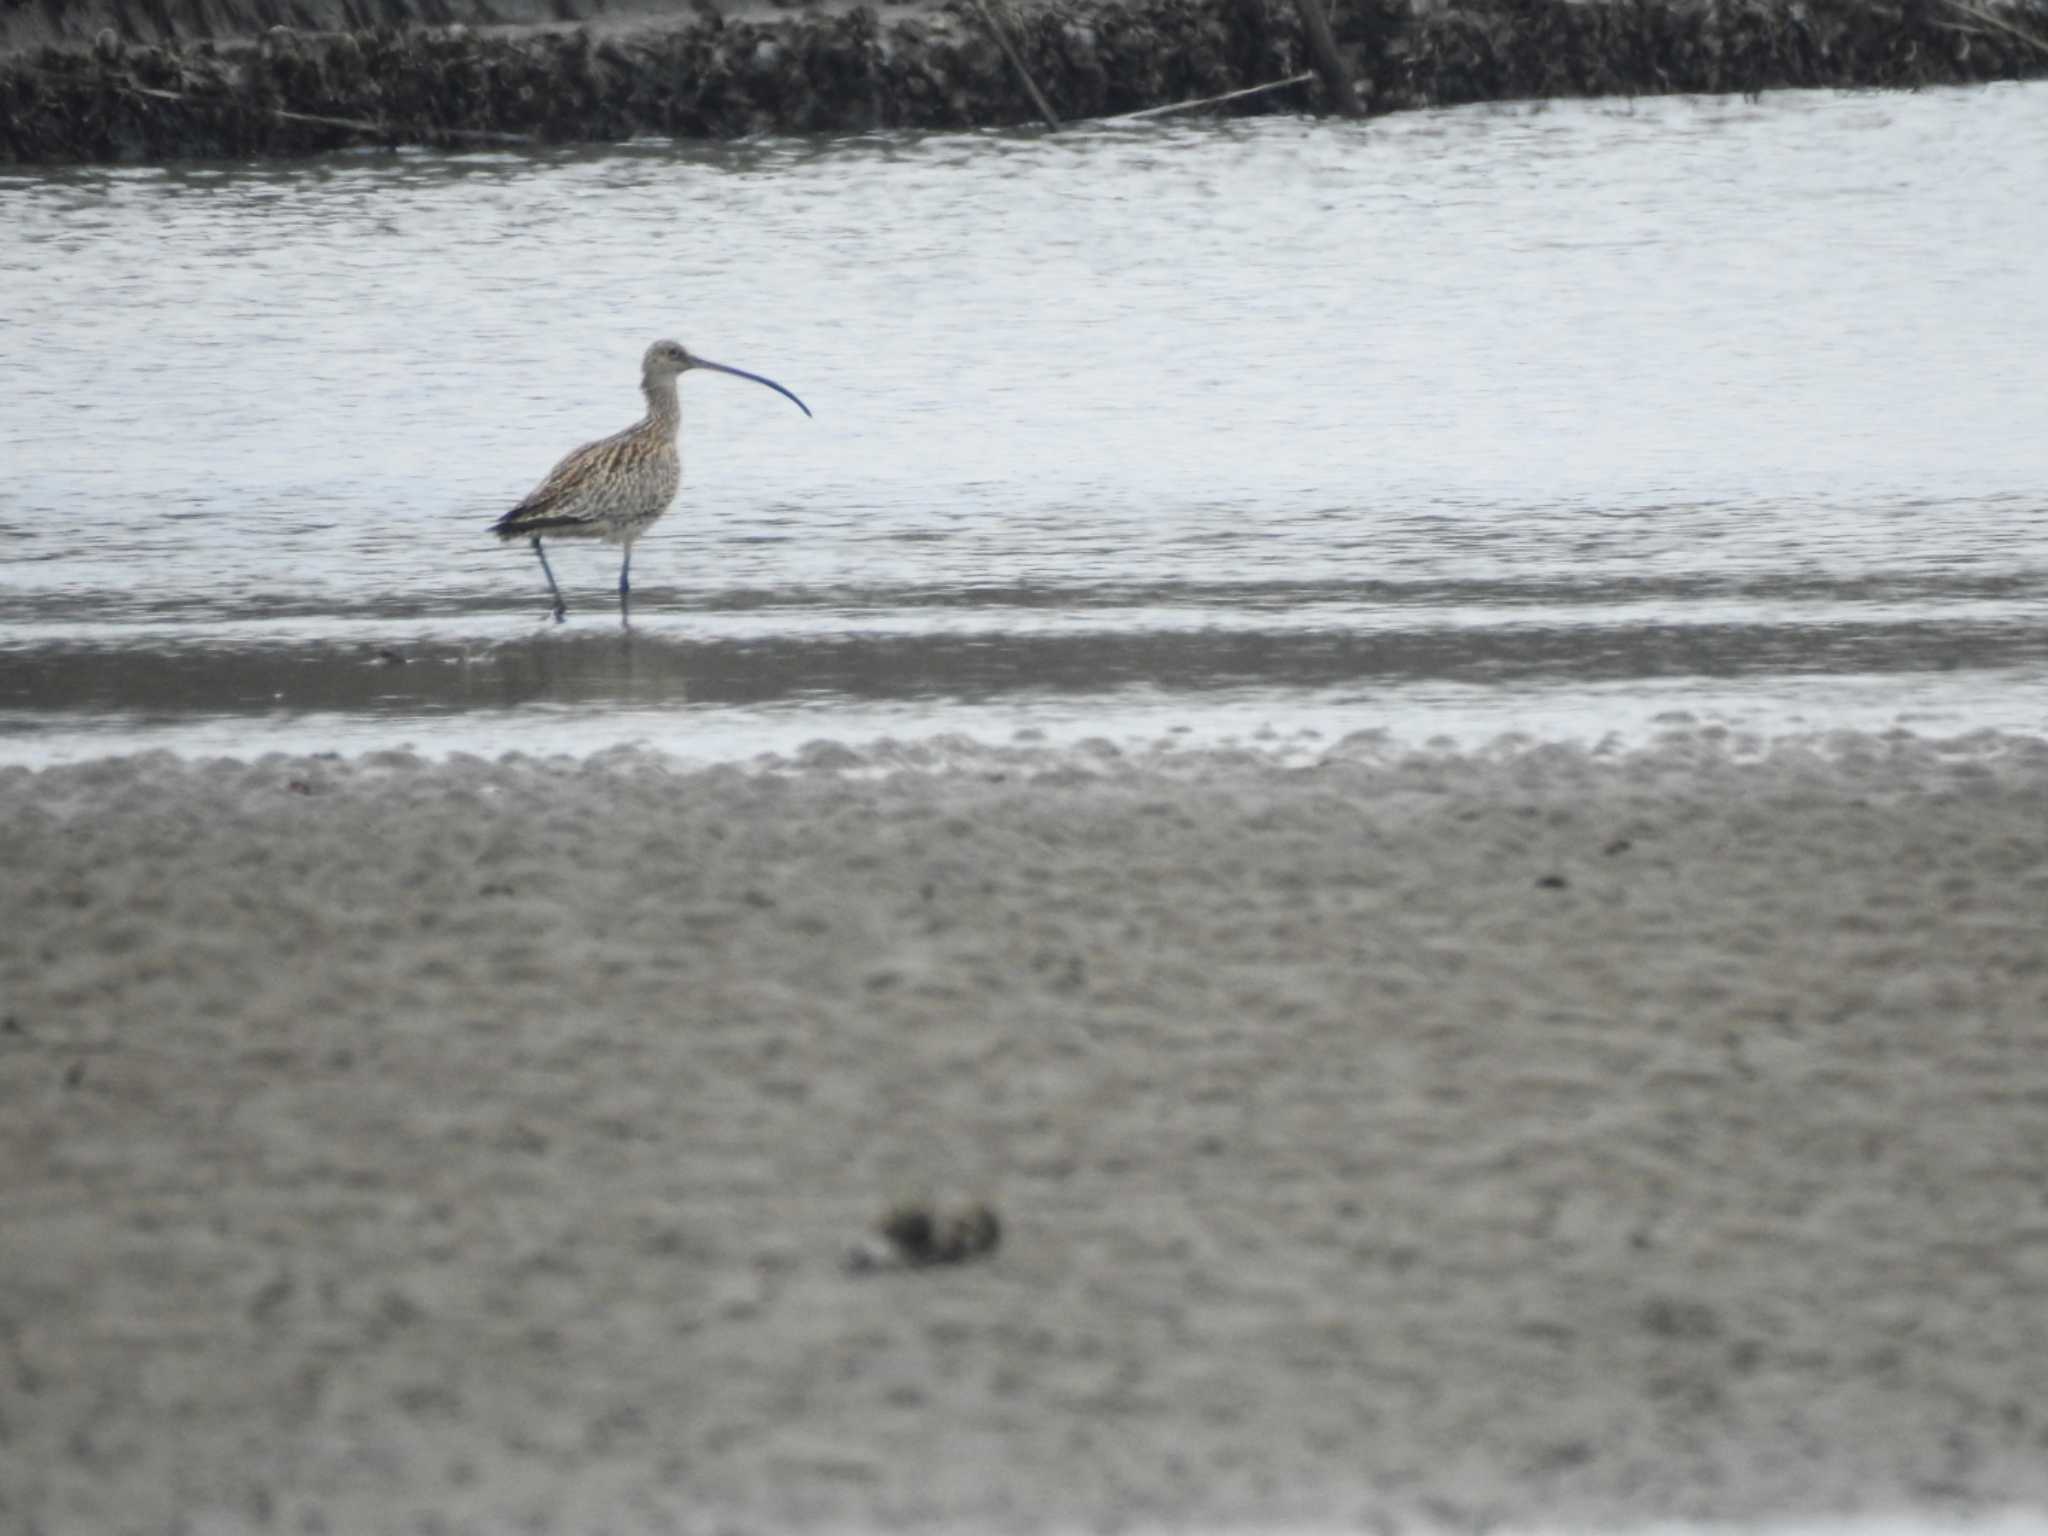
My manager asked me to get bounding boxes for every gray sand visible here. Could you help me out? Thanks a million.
[3,729,2047,1534]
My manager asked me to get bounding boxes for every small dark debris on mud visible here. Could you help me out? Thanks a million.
[845,1199,1002,1273]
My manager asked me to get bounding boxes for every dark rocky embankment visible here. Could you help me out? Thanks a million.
[3,0,2045,162]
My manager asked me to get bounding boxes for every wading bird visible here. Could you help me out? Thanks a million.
[491,339,811,623]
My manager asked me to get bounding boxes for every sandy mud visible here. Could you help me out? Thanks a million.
[2,729,2046,1531]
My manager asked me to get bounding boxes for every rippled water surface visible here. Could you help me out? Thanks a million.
[3,85,2045,762]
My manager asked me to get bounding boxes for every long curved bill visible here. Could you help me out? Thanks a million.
[695,357,813,418]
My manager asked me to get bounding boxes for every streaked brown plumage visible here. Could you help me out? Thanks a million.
[492,339,810,623]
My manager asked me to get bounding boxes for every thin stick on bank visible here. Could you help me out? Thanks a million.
[121,80,538,143]
[1291,0,1364,117]
[1098,71,1318,122]
[1936,0,2048,53]
[971,0,1063,130]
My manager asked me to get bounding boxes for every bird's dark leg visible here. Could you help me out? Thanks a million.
[531,537,567,623]
[618,541,633,627]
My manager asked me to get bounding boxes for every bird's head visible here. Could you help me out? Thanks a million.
[643,339,694,380]
[642,337,812,418]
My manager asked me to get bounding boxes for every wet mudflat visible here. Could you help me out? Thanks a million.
[5,735,2048,1532]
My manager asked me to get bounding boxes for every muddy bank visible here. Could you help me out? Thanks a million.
[3,0,2045,163]
[5,732,2048,1530]
[0,0,751,56]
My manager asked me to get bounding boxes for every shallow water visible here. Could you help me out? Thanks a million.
[2,85,2045,764]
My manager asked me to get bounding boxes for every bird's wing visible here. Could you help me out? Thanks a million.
[489,430,622,538]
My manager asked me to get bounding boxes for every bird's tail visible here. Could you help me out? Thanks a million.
[491,504,585,541]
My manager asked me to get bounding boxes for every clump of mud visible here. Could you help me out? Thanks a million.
[844,1199,1003,1272]
[2,0,2044,163]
